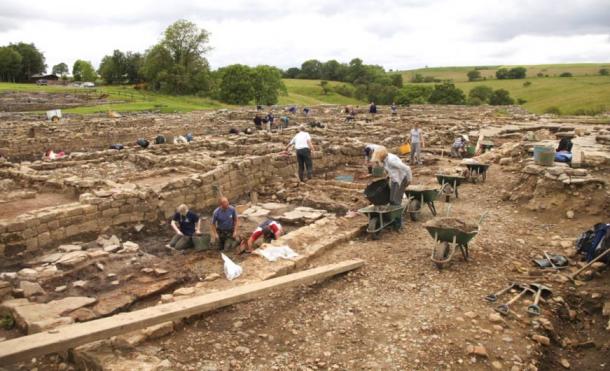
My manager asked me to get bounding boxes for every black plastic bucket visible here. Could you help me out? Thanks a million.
[364,179,390,205]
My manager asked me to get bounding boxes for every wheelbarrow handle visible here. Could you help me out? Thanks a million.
[478,211,489,226]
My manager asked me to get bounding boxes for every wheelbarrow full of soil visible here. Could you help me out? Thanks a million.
[436,174,465,202]
[404,184,439,221]
[424,214,486,269]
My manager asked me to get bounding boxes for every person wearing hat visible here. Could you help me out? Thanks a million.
[363,144,381,174]
[451,135,470,158]
[286,125,315,182]
[239,219,283,253]
[372,146,412,229]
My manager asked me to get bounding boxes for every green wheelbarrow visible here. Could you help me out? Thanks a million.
[424,213,487,269]
[404,185,439,221]
[358,199,409,240]
[436,174,465,202]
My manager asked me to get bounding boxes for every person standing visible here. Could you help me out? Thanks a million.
[266,111,274,132]
[211,197,239,250]
[286,125,315,182]
[167,204,201,250]
[409,123,424,165]
[391,102,398,115]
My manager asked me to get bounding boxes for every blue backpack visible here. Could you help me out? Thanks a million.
[576,223,610,262]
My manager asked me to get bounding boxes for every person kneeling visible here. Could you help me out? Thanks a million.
[167,204,201,250]
[239,219,283,254]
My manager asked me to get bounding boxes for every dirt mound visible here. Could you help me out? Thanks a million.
[424,217,478,233]
[406,184,438,191]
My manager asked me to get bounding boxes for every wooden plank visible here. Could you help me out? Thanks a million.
[0,259,364,366]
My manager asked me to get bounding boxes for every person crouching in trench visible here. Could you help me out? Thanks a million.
[167,204,201,250]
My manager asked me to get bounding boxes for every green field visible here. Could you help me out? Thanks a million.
[453,76,610,115]
[400,63,610,115]
[0,79,360,115]
[280,79,361,106]
[402,63,610,83]
[1,63,609,116]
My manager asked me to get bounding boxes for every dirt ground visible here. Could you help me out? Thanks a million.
[76,157,609,371]
[0,105,609,371]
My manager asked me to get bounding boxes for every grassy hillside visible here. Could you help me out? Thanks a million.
[402,63,610,83]
[0,79,361,114]
[401,63,610,115]
[453,76,610,115]
[280,79,361,106]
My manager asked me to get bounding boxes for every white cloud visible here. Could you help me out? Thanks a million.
[0,0,608,72]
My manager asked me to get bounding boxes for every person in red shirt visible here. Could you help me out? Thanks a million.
[239,219,283,253]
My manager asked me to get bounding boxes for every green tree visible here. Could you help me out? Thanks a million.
[98,50,127,84]
[0,47,23,82]
[509,67,527,79]
[251,65,286,105]
[125,52,143,84]
[428,82,466,105]
[299,59,323,79]
[284,67,300,78]
[72,60,96,81]
[321,60,347,81]
[218,64,254,104]
[52,62,69,76]
[467,70,481,81]
[559,72,572,77]
[389,74,403,88]
[395,85,433,105]
[495,68,509,79]
[489,89,514,105]
[468,85,493,103]
[140,19,211,94]
[320,80,330,95]
[347,58,365,83]
[8,42,46,81]
[599,68,609,76]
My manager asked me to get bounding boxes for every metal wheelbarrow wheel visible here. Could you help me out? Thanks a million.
[432,241,452,269]
[408,199,421,221]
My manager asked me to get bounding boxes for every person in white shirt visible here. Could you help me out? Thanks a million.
[286,125,315,182]
[409,123,424,165]
[372,146,413,229]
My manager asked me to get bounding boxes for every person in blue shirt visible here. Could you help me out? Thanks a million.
[167,204,201,250]
[211,197,240,250]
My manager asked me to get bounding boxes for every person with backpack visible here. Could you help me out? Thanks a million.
[239,219,283,253]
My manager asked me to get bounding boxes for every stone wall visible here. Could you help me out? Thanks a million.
[0,152,353,261]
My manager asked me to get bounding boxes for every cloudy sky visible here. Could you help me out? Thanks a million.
[1,0,609,72]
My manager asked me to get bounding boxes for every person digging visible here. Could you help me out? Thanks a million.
[237,219,283,254]
[167,204,201,250]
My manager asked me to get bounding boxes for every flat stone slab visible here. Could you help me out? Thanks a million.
[0,296,96,333]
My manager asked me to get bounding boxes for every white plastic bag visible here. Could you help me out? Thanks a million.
[221,253,242,281]
[254,245,299,262]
